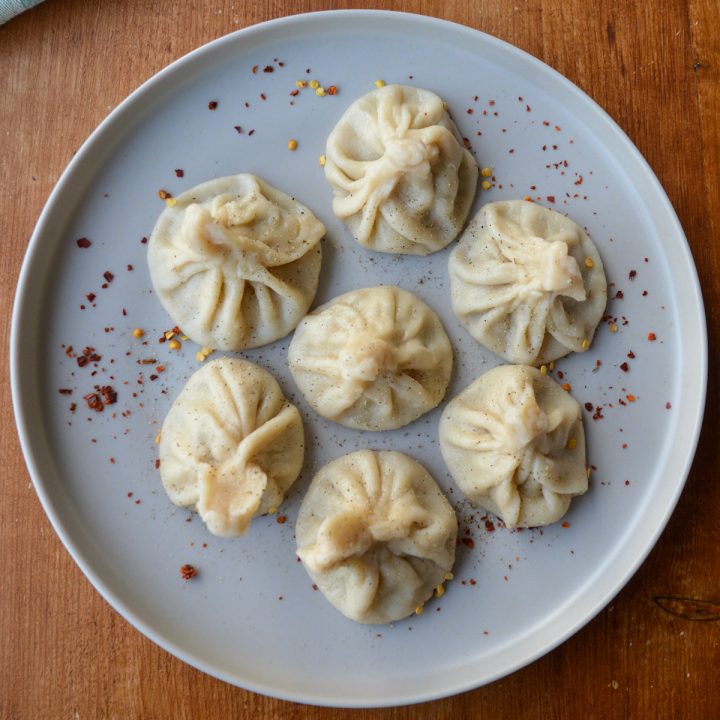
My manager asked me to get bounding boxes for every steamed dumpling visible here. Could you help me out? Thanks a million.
[148,174,325,350]
[449,200,607,365]
[439,365,587,528]
[296,450,457,624]
[324,84,479,255]
[288,286,452,431]
[158,357,304,537]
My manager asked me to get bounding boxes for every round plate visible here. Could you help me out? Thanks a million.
[11,10,706,708]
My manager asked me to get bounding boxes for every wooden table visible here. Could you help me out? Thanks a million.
[2,1,718,717]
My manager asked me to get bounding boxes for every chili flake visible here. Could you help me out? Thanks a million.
[648,332,657,342]
[180,564,197,580]
[208,101,218,110]
[158,189,171,200]
[76,237,92,248]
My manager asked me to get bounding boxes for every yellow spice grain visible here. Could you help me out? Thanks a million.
[287,139,298,151]
[132,328,144,339]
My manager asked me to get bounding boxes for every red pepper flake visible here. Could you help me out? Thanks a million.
[278,61,285,67]
[647,332,657,342]
[76,237,92,248]
[466,108,473,114]
[469,579,477,586]
[627,351,635,359]
[234,125,244,133]
[615,290,624,299]
[263,65,274,73]
[484,520,495,532]
[327,85,338,95]
[149,374,158,381]
[624,479,630,486]
[526,104,531,112]
[561,521,571,528]
[155,459,161,469]
[574,175,583,185]
[276,515,287,524]
[620,362,629,372]
[100,385,117,404]
[260,93,267,101]
[86,293,96,302]
[592,406,605,420]
[208,100,218,110]
[627,394,636,403]
[312,584,318,591]
[141,237,148,244]
[103,271,113,283]
[289,89,299,97]
[175,168,184,178]
[508,148,515,154]
[248,129,255,136]
[584,402,594,411]
[127,492,134,498]
[622,443,628,449]
[556,370,564,380]
[251,65,258,74]
[561,383,571,391]
[58,388,73,395]
[629,269,637,280]
[158,189,171,200]
[180,564,197,580]
[69,403,77,413]
[83,392,103,412]
[462,537,475,549]
[547,195,556,203]
[77,356,89,368]
[555,125,562,131]
[109,457,116,464]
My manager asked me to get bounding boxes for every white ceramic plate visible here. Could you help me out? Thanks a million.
[11,10,706,707]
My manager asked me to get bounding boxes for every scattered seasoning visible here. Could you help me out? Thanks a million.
[276,515,287,524]
[158,189,171,200]
[83,392,103,412]
[319,155,326,166]
[540,365,548,375]
[58,388,73,395]
[584,257,595,269]
[567,438,577,449]
[648,332,657,342]
[414,605,424,615]
[251,65,258,74]
[609,323,619,333]
[561,383,572,392]
[76,237,92,249]
[175,169,184,178]
[615,290,624,299]
[180,564,197,580]
[581,339,590,349]
[627,394,636,403]
[208,101,218,110]
[287,139,298,151]
[260,93,267,101]
[132,328,144,339]
[435,584,445,598]
[561,521,571,528]
[263,65,274,73]
[327,85,338,95]
[484,519,495,532]
[629,269,637,280]
[234,125,243,133]
[461,537,475,549]
[374,79,385,88]
[584,402,594,411]
[481,180,492,191]
[480,167,493,178]
[248,129,255,136]
[168,339,181,351]
[620,362,629,372]
[546,195,555,203]
[86,293,96,302]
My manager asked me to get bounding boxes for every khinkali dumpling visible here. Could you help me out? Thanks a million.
[296,450,457,624]
[324,84,478,255]
[148,174,325,350]
[439,365,587,528]
[158,357,304,537]
[449,200,607,365]
[288,286,452,431]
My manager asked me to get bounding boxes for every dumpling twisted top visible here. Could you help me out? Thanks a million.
[439,364,588,528]
[288,286,452,431]
[158,357,304,537]
[324,84,478,255]
[148,174,325,350]
[449,200,607,365]
[296,450,457,624]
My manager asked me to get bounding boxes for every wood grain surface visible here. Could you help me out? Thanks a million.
[1,1,718,718]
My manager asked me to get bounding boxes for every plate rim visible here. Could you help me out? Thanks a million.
[10,8,708,708]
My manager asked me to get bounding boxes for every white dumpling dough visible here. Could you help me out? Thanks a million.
[296,450,457,624]
[449,200,607,365]
[324,84,479,255]
[439,365,587,528]
[148,174,325,350]
[158,357,304,537]
[288,286,452,431]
